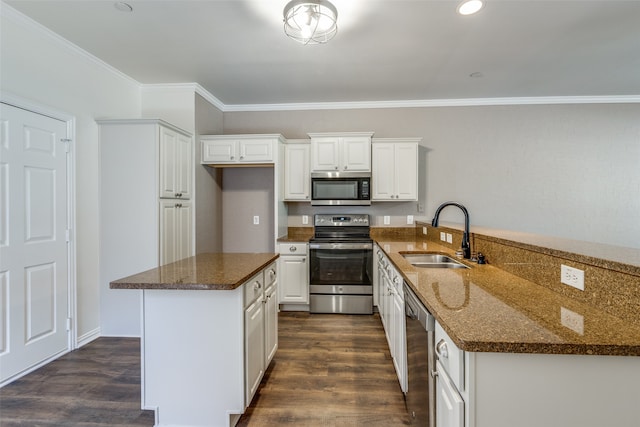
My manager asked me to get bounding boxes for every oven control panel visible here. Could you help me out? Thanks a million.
[314,214,369,227]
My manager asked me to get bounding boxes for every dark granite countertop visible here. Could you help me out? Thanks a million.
[110,253,279,291]
[375,239,640,356]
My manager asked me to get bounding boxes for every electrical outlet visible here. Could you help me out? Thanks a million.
[407,215,414,225]
[407,244,414,251]
[302,215,309,225]
[383,216,390,225]
[561,264,584,290]
[422,226,427,235]
[560,307,584,334]
[440,232,446,241]
[446,233,453,244]
[253,216,259,225]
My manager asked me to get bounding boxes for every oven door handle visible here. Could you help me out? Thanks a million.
[309,242,373,250]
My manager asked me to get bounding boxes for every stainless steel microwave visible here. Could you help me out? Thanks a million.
[310,172,371,206]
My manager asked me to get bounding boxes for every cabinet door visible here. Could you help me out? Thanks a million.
[159,126,178,198]
[159,201,193,265]
[279,255,309,303]
[394,143,418,201]
[393,285,407,393]
[284,144,310,200]
[175,132,192,199]
[264,283,278,365]
[239,139,273,163]
[202,139,236,163]
[176,201,193,262]
[159,201,177,265]
[245,298,265,405]
[311,137,340,171]
[342,136,371,172]
[435,361,464,427]
[371,143,396,200]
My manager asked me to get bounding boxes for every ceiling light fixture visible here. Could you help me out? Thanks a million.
[283,0,338,45]
[457,0,484,16]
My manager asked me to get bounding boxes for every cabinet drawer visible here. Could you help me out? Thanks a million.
[243,272,264,307]
[264,262,277,288]
[279,243,308,255]
[435,321,464,392]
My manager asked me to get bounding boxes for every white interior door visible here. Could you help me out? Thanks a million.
[0,102,70,385]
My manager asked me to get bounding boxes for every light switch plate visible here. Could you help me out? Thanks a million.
[407,215,414,225]
[422,227,427,235]
[446,233,453,244]
[440,232,446,241]
[383,216,390,225]
[302,215,309,225]
[253,216,259,225]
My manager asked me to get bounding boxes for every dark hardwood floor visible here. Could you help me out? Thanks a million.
[0,337,155,426]
[1,312,410,426]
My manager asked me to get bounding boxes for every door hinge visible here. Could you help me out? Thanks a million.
[65,229,72,242]
[60,138,71,153]
[66,318,72,331]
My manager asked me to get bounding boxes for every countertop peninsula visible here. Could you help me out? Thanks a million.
[110,252,279,290]
[375,238,640,357]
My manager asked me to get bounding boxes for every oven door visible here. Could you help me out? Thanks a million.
[309,242,373,287]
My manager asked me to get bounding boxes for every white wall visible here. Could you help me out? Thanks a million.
[223,104,640,249]
[1,5,141,342]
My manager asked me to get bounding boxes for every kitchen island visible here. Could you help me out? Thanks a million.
[110,253,279,427]
[373,230,640,427]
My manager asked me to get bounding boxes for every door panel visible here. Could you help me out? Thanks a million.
[0,102,70,384]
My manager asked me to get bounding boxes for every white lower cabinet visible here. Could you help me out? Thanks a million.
[278,243,309,306]
[435,360,464,427]
[376,245,407,393]
[434,320,640,427]
[244,262,278,406]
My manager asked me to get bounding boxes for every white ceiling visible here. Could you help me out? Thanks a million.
[5,0,640,108]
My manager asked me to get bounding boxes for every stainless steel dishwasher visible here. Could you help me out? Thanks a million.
[404,282,435,427]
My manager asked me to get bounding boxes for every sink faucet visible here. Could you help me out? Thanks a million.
[431,202,471,259]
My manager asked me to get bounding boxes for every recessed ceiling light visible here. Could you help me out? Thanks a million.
[457,0,484,16]
[114,2,133,13]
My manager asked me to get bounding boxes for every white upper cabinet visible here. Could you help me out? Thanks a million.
[201,134,284,165]
[160,126,192,199]
[372,138,420,201]
[308,132,373,172]
[283,141,310,201]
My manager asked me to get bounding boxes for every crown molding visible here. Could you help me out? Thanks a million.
[222,95,640,112]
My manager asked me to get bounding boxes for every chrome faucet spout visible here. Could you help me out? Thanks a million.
[431,202,471,259]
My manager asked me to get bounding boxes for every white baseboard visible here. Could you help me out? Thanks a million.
[76,327,101,348]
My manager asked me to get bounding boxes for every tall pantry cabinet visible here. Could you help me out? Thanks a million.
[98,119,194,336]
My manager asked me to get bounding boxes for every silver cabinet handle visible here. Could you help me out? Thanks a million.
[240,155,244,159]
[436,339,449,359]
[230,156,234,160]
[334,166,338,170]
[289,246,297,252]
[254,281,261,291]
[269,268,276,277]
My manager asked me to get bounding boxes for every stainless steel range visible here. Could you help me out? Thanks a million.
[309,214,373,314]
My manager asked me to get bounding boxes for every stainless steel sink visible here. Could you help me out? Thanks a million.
[402,253,469,269]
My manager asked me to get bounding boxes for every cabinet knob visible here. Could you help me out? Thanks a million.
[344,165,348,170]
[269,268,276,277]
[254,281,262,290]
[175,203,182,208]
[289,246,297,252]
[240,156,244,159]
[334,166,338,170]
[231,156,234,160]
